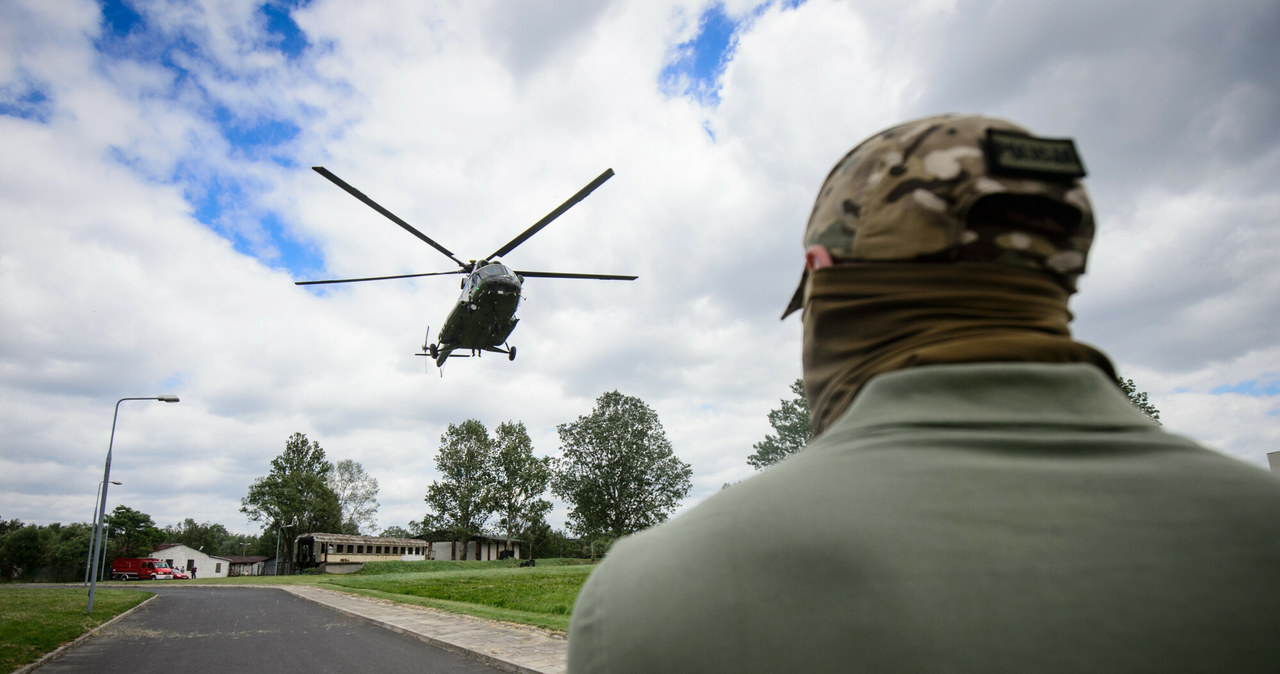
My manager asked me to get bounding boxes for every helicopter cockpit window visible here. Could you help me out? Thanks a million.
[470,273,481,286]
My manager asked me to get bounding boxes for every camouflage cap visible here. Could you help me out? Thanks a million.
[783,114,1094,318]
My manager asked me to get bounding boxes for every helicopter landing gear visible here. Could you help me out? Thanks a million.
[508,346,517,361]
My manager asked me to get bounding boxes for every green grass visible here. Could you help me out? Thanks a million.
[0,587,151,671]
[326,563,595,632]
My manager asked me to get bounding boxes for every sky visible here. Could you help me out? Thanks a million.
[2,0,1277,538]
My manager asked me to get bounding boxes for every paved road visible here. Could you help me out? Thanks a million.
[38,585,503,673]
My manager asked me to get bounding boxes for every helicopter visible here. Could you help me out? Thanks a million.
[296,166,636,368]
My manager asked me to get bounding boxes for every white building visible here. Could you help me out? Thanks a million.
[150,543,232,578]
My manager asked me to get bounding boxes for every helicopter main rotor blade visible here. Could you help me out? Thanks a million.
[486,168,615,261]
[295,270,463,286]
[313,166,469,269]
[514,271,637,281]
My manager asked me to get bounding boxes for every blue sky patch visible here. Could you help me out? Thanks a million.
[100,0,143,39]
[0,81,53,122]
[260,210,319,274]
[661,3,738,106]
[214,106,301,158]
[262,2,308,59]
[1211,379,1280,397]
[660,1,805,106]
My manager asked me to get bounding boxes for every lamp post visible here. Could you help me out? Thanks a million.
[87,395,179,614]
[274,516,298,576]
[84,480,122,585]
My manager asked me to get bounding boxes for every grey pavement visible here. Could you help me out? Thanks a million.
[275,584,568,674]
[23,583,567,674]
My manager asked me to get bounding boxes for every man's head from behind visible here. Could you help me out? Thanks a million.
[789,114,1112,436]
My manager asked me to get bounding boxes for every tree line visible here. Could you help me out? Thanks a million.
[0,509,265,582]
[240,390,693,560]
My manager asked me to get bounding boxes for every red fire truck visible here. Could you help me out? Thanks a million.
[111,557,175,581]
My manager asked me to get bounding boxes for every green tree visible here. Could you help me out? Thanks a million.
[521,517,588,559]
[1117,377,1162,425]
[379,525,415,539]
[491,421,553,550]
[0,522,45,580]
[106,505,164,558]
[48,522,93,581]
[241,432,343,538]
[424,420,497,550]
[329,459,381,535]
[747,379,811,470]
[163,518,235,555]
[552,391,692,541]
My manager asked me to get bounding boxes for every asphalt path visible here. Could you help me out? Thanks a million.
[37,585,502,673]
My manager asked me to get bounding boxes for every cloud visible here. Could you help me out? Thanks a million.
[3,0,1277,538]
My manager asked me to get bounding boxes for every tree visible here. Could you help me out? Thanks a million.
[491,421,552,550]
[48,522,93,581]
[521,517,589,559]
[552,391,692,541]
[379,525,415,539]
[163,518,232,555]
[241,432,343,538]
[329,459,381,535]
[424,420,497,550]
[106,505,164,558]
[1117,377,1162,425]
[747,379,811,470]
[0,522,45,580]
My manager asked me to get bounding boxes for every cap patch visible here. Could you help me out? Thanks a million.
[985,129,1086,181]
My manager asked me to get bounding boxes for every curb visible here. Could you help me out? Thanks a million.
[15,593,157,674]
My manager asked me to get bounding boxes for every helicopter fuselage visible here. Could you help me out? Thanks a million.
[436,262,522,355]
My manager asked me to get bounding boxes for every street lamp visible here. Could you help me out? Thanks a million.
[83,480,122,585]
[87,395,180,614]
[274,516,298,576]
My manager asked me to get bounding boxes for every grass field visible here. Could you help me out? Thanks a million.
[0,587,151,672]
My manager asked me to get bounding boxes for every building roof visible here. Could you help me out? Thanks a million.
[295,532,426,547]
[225,556,268,564]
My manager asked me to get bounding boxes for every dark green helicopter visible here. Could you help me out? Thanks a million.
[297,166,636,368]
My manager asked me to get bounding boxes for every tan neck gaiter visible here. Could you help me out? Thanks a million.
[802,264,1117,437]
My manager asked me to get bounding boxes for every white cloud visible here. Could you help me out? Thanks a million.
[3,0,1277,538]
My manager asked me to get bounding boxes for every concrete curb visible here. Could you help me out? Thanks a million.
[16,593,157,674]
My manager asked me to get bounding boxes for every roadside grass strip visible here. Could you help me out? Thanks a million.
[327,564,595,633]
[0,588,150,671]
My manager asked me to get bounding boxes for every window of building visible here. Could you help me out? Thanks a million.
[215,563,222,573]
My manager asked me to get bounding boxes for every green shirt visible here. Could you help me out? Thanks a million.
[568,363,1280,673]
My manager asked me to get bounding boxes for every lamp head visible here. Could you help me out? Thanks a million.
[157,395,180,403]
